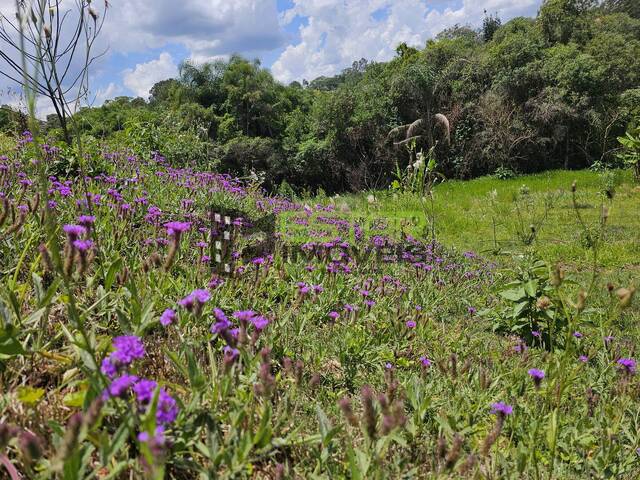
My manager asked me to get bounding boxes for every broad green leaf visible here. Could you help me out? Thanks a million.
[17,386,45,405]
[104,258,123,291]
[0,327,25,358]
[500,287,526,302]
[63,389,87,408]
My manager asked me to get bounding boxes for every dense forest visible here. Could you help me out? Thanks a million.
[2,0,640,193]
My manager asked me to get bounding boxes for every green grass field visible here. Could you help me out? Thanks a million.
[324,169,639,270]
[2,151,639,478]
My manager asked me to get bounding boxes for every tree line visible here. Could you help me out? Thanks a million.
[2,0,639,193]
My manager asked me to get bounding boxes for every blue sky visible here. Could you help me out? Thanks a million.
[1,0,544,112]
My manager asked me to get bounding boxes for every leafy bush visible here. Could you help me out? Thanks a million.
[617,122,640,180]
[490,258,565,348]
[493,166,517,180]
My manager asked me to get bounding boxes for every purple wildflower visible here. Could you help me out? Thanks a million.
[63,224,86,239]
[490,402,513,416]
[528,368,545,388]
[138,426,166,445]
[224,345,240,361]
[178,289,210,313]
[101,357,117,379]
[156,390,179,424]
[164,221,191,237]
[617,358,636,375]
[251,315,269,331]
[77,215,95,227]
[108,374,139,398]
[160,309,176,327]
[233,310,256,322]
[111,336,145,365]
[73,239,93,252]
[419,356,432,367]
[214,308,228,322]
[133,379,158,405]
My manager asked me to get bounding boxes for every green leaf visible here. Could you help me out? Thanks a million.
[17,386,45,405]
[252,404,273,448]
[524,279,538,297]
[104,258,122,291]
[500,287,526,302]
[23,307,47,327]
[63,389,87,408]
[316,405,332,440]
[513,301,529,318]
[546,408,558,453]
[0,326,25,358]
[38,278,61,308]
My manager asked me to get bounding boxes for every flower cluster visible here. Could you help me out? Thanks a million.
[101,336,179,436]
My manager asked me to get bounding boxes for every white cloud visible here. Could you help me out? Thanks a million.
[92,82,123,105]
[272,0,541,83]
[1,0,545,105]
[123,52,178,98]
[1,0,286,101]
[103,0,285,60]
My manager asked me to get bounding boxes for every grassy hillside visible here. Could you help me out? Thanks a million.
[1,137,639,478]
[310,169,640,269]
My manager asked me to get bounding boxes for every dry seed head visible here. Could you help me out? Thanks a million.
[551,264,564,287]
[585,387,599,417]
[294,359,304,384]
[458,454,477,475]
[18,431,43,464]
[338,397,359,428]
[576,290,587,312]
[0,197,9,228]
[360,385,377,440]
[309,373,321,389]
[479,368,490,390]
[84,397,104,428]
[460,358,472,375]
[39,243,54,272]
[616,287,636,309]
[57,413,83,462]
[445,434,464,469]
[283,357,293,376]
[536,296,551,310]
[449,354,458,379]
[163,238,180,271]
[5,210,26,235]
[436,435,448,460]
[381,414,396,435]
[29,193,40,213]
[480,424,500,457]
[0,423,18,450]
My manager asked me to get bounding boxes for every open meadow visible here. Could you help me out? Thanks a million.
[1,0,640,478]
[1,134,639,478]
